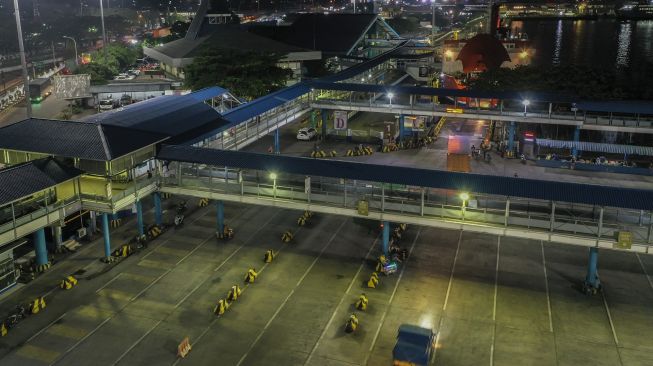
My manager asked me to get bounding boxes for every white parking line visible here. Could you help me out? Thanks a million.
[110,319,163,366]
[364,229,422,366]
[303,236,380,366]
[235,219,348,366]
[635,253,653,292]
[95,273,122,294]
[48,208,217,366]
[540,241,554,333]
[171,212,304,366]
[432,230,463,362]
[490,236,501,366]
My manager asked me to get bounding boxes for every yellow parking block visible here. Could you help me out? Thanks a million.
[46,324,88,340]
[16,344,61,364]
[155,247,189,257]
[137,259,171,270]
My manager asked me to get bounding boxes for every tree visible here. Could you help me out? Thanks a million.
[76,63,113,84]
[184,48,294,100]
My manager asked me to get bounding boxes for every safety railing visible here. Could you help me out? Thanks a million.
[311,99,653,131]
[160,163,653,251]
[0,195,81,247]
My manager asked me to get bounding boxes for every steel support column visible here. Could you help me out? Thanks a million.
[52,225,63,251]
[550,202,556,232]
[102,213,111,259]
[382,221,390,256]
[89,211,97,233]
[216,200,224,234]
[507,121,516,153]
[33,228,48,266]
[584,247,600,291]
[274,128,280,154]
[399,114,405,141]
[572,126,580,157]
[136,201,144,236]
[321,110,328,138]
[154,192,163,226]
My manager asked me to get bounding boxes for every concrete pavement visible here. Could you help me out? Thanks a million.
[1,199,652,365]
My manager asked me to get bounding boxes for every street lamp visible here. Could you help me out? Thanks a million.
[388,92,394,106]
[13,0,32,118]
[522,99,530,116]
[270,172,278,198]
[459,192,470,220]
[99,0,108,60]
[431,0,436,44]
[63,36,78,65]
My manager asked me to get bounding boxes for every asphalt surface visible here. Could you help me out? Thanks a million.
[1,199,653,366]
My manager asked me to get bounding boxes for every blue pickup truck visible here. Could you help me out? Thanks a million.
[392,324,436,366]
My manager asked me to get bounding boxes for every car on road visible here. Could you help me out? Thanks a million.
[296,127,317,141]
[119,94,132,107]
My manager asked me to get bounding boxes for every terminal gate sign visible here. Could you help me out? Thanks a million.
[334,111,348,130]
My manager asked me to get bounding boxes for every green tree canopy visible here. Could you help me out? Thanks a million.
[184,48,293,100]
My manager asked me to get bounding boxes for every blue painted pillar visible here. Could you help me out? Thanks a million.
[216,200,224,234]
[585,247,600,289]
[321,110,328,138]
[572,126,580,157]
[399,114,405,141]
[136,201,144,236]
[33,228,48,266]
[274,128,280,154]
[154,192,162,226]
[102,213,111,258]
[507,121,516,153]
[382,221,390,256]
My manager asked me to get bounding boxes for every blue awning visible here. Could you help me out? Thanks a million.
[536,139,653,156]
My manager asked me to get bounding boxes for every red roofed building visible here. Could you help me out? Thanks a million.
[442,33,533,74]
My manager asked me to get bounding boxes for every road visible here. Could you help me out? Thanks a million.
[1,197,653,365]
[0,96,70,127]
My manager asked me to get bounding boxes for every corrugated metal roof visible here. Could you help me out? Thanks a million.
[221,42,409,126]
[0,157,84,205]
[536,139,653,156]
[82,88,229,143]
[248,14,379,54]
[0,118,167,161]
[157,145,653,211]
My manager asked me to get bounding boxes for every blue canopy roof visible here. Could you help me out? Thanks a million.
[157,145,653,211]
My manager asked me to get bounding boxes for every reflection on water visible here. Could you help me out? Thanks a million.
[616,22,632,67]
[514,19,653,70]
[553,20,563,65]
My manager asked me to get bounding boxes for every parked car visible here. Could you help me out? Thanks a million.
[296,127,317,141]
[99,99,115,111]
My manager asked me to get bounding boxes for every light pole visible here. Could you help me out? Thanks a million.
[270,172,277,199]
[63,36,78,65]
[431,0,436,44]
[388,92,394,106]
[459,192,469,220]
[13,0,32,118]
[522,99,530,116]
[99,0,108,60]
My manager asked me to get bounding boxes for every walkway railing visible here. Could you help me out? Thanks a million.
[160,162,653,254]
[311,100,653,134]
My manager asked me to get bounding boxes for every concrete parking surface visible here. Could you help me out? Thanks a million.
[1,200,653,365]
